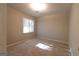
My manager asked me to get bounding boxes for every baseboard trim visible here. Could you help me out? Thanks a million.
[38,37,68,45]
[7,40,25,47]
[7,38,68,47]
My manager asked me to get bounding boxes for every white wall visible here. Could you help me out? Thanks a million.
[0,4,7,55]
[69,3,79,56]
[37,12,70,43]
[7,6,36,45]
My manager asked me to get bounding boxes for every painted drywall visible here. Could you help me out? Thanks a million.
[37,12,70,43]
[69,4,79,56]
[0,4,7,55]
[7,6,36,45]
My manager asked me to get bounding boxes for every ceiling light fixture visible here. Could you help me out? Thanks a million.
[30,3,47,12]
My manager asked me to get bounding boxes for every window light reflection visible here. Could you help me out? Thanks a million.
[36,43,52,51]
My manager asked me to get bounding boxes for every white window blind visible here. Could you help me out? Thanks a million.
[23,18,34,33]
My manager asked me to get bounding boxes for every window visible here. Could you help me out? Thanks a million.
[23,17,34,33]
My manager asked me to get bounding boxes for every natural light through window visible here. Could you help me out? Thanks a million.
[36,43,52,51]
[23,17,34,33]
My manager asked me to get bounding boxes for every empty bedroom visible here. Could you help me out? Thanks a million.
[7,3,71,56]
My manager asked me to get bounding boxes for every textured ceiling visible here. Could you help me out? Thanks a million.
[8,3,72,17]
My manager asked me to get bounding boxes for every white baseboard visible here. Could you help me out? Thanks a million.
[7,37,68,47]
[7,40,25,47]
[38,37,68,45]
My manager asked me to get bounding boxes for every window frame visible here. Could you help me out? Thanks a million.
[22,17,34,34]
